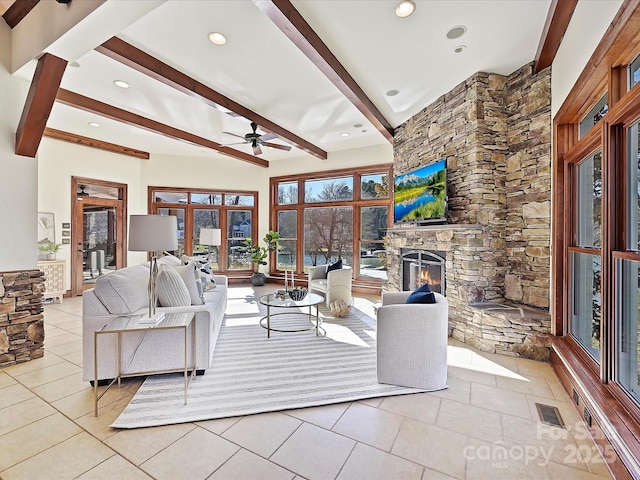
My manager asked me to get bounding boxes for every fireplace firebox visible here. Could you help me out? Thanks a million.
[401,249,445,294]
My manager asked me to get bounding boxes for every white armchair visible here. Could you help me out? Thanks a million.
[376,291,448,390]
[308,265,353,308]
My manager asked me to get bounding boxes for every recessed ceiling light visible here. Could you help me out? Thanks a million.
[88,122,101,127]
[395,0,416,18]
[446,25,467,40]
[341,132,350,137]
[208,32,227,45]
[454,45,467,54]
[386,89,399,97]
[113,80,129,89]
[353,123,363,128]
[69,61,80,68]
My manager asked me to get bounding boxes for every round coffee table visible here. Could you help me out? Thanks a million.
[258,292,325,338]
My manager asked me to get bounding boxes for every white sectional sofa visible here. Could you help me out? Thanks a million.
[82,255,227,382]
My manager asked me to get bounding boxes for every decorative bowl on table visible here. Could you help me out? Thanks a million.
[288,286,308,301]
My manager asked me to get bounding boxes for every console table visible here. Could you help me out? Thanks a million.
[93,312,196,416]
[37,260,65,303]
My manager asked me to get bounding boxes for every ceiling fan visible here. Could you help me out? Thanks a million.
[222,122,292,156]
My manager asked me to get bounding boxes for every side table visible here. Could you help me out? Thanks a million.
[93,311,196,416]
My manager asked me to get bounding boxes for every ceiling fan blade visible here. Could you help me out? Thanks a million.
[252,144,263,155]
[259,133,278,142]
[221,131,246,140]
[220,142,246,147]
[264,142,292,151]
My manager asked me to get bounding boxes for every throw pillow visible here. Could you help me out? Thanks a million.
[326,259,343,274]
[172,262,204,305]
[156,266,191,307]
[406,283,436,304]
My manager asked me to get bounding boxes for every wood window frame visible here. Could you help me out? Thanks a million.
[269,164,393,286]
[148,186,258,274]
[552,3,640,476]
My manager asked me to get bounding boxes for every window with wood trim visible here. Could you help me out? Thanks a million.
[270,165,392,282]
[555,27,640,415]
[149,187,258,273]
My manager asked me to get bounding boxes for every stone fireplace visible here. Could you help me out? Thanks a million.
[386,62,552,361]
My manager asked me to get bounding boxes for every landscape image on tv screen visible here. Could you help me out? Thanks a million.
[394,159,446,223]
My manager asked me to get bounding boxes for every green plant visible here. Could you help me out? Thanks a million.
[38,242,61,253]
[243,230,281,271]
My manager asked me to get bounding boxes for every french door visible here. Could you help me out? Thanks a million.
[71,177,127,296]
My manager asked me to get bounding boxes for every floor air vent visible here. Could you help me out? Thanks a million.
[535,403,565,428]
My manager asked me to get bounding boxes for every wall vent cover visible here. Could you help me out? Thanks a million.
[535,403,565,428]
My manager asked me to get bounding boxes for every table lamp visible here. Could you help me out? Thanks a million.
[199,228,221,263]
[129,214,178,323]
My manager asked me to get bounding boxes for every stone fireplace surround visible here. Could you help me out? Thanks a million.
[385,62,552,361]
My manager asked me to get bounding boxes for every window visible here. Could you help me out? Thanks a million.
[304,176,353,202]
[553,15,640,470]
[616,258,640,402]
[570,252,601,361]
[630,53,640,88]
[150,187,257,273]
[576,151,602,249]
[578,94,608,138]
[271,165,392,282]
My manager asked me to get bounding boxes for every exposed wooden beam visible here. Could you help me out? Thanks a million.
[534,0,578,73]
[43,127,150,160]
[95,37,327,160]
[15,53,67,157]
[253,0,394,144]
[3,0,40,29]
[55,89,269,168]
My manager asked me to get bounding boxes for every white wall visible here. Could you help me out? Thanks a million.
[0,21,39,272]
[37,138,145,287]
[552,0,623,117]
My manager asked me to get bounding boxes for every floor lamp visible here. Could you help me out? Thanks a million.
[129,214,178,323]
[199,228,221,263]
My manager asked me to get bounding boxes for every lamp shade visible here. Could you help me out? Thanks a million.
[128,215,178,252]
[199,228,221,246]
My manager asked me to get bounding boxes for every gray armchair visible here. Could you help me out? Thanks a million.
[308,265,353,308]
[376,291,448,390]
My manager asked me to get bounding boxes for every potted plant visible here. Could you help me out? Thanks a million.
[242,230,281,286]
[39,241,61,260]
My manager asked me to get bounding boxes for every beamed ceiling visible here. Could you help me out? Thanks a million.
[4,0,574,167]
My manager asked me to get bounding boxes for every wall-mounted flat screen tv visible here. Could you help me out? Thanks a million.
[393,159,447,224]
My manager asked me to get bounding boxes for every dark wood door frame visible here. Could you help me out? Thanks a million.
[70,177,127,296]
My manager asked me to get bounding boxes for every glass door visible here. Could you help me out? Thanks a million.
[71,178,126,296]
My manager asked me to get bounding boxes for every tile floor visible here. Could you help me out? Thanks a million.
[0,286,614,480]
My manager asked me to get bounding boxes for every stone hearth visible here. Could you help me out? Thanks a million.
[386,62,551,361]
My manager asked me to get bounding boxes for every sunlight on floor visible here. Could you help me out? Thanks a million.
[323,323,371,347]
[448,345,528,381]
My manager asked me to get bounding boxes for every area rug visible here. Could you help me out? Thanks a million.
[111,305,424,429]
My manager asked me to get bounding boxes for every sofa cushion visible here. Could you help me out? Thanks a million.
[156,266,191,307]
[93,264,150,315]
[406,283,436,304]
[158,254,182,267]
[172,262,204,305]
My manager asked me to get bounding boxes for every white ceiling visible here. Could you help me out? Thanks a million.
[15,0,552,164]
